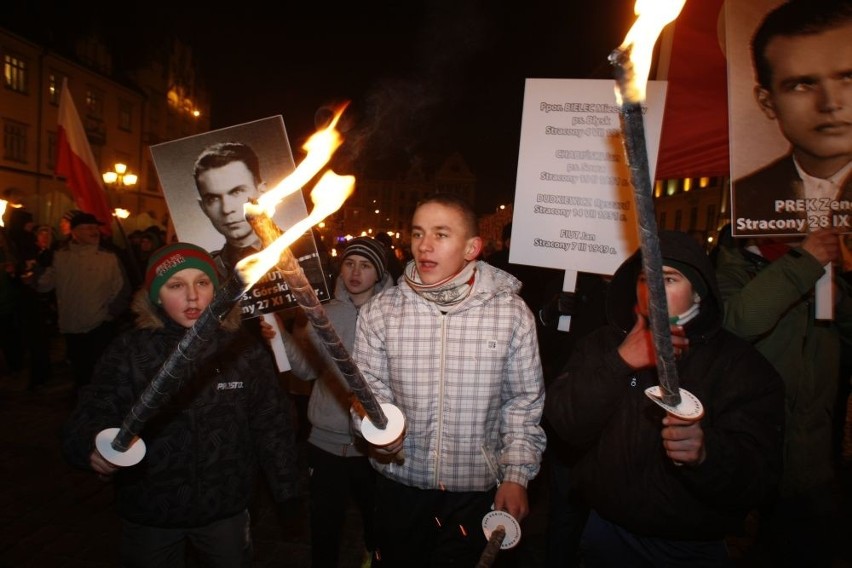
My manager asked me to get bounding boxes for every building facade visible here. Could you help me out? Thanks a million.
[0,27,209,236]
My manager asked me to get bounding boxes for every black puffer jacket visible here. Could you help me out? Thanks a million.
[545,230,785,540]
[61,290,299,528]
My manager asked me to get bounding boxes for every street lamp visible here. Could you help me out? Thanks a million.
[102,163,138,189]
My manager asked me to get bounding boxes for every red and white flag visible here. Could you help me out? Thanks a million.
[655,0,729,180]
[56,78,112,233]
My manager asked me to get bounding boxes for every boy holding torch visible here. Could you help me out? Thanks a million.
[545,231,784,566]
[61,243,299,567]
[351,193,546,565]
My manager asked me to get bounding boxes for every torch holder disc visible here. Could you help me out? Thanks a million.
[482,510,521,549]
[644,386,704,421]
[361,403,406,447]
[95,427,147,467]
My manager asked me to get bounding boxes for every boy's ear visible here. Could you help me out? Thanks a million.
[464,236,483,261]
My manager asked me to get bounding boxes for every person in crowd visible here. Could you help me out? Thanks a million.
[0,226,21,378]
[351,193,547,565]
[374,231,403,283]
[274,236,392,567]
[34,225,54,265]
[545,230,785,566]
[716,227,852,566]
[37,212,131,390]
[6,209,54,391]
[732,0,852,236]
[537,271,610,568]
[33,225,59,331]
[131,227,163,285]
[61,242,299,567]
[58,209,83,245]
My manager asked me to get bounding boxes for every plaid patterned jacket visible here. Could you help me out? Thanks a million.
[353,260,546,491]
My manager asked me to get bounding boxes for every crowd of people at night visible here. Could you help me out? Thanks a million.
[1,0,852,566]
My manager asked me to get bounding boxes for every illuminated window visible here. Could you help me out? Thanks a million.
[654,180,664,198]
[119,101,132,131]
[699,177,711,188]
[48,72,62,105]
[706,204,716,231]
[683,178,692,192]
[86,87,104,119]
[3,53,27,93]
[666,179,678,196]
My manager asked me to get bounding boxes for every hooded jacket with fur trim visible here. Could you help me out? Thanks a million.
[61,289,299,528]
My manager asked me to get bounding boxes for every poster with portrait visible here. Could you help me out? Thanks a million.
[150,116,331,319]
[728,0,852,237]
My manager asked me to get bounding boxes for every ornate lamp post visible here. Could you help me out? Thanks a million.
[102,163,141,282]
[102,163,138,202]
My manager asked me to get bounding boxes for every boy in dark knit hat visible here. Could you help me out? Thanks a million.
[270,235,393,566]
[61,242,299,567]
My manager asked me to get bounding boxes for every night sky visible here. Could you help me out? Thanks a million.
[3,1,636,212]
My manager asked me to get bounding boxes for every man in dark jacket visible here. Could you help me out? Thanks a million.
[545,230,785,566]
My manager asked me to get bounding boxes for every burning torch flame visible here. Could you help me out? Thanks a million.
[235,102,351,287]
[239,171,354,286]
[238,102,352,288]
[610,0,689,409]
[255,102,348,217]
[614,0,685,104]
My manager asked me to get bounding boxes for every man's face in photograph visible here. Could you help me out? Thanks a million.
[756,23,852,176]
[196,161,267,248]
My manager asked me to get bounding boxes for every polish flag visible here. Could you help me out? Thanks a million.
[56,78,112,233]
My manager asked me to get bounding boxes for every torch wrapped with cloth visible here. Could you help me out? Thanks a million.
[609,0,703,421]
[96,105,404,466]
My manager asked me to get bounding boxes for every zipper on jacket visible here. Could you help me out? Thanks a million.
[434,313,447,488]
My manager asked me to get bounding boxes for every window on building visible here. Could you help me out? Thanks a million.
[3,52,28,93]
[85,86,104,119]
[3,119,28,163]
[659,211,667,230]
[119,100,132,131]
[48,72,62,105]
[706,204,717,231]
[47,131,57,170]
[689,207,698,231]
[666,179,678,196]
[674,209,683,231]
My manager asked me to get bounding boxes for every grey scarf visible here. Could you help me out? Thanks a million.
[403,260,477,309]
